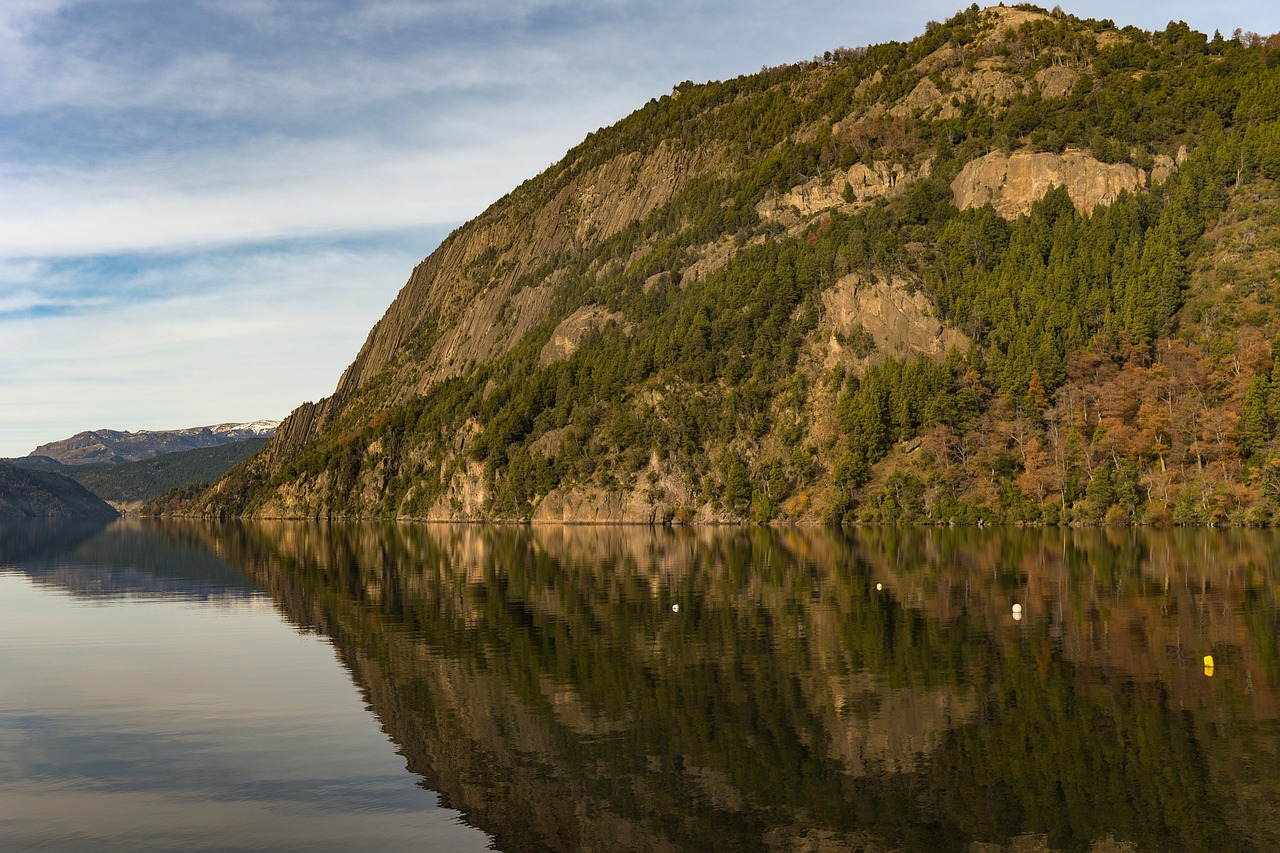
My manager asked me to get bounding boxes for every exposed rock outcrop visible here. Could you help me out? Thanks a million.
[819,273,969,368]
[539,305,627,366]
[760,160,930,222]
[1036,64,1080,98]
[952,149,1153,219]
[323,142,725,423]
[890,77,959,120]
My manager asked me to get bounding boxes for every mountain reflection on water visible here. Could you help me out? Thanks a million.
[152,520,1278,853]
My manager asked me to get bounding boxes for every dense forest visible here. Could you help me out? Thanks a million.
[174,5,1280,525]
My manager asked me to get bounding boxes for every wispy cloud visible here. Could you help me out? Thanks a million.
[0,234,437,453]
[0,124,571,258]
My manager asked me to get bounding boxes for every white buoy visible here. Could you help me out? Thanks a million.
[1012,603,1022,613]
[876,583,883,591]
[672,603,679,613]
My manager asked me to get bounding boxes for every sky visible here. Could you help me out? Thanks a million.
[3,1,1280,458]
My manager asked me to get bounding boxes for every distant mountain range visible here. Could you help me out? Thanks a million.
[27,421,279,466]
[13,438,272,509]
[1,421,278,516]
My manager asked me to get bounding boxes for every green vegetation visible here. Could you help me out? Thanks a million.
[176,8,1280,525]
[28,438,269,505]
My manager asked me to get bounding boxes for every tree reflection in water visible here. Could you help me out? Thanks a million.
[163,521,1280,853]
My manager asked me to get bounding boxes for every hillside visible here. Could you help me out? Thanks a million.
[0,462,119,519]
[31,421,278,465]
[183,6,1280,525]
[15,438,270,510]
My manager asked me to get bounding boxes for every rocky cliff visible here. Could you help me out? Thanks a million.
[950,148,1183,219]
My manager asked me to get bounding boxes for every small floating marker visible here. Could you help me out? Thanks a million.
[1203,654,1214,668]
[672,603,679,613]
[876,583,883,591]
[1012,603,1023,613]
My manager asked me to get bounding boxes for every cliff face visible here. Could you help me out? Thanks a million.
[950,148,1182,219]
[263,141,724,469]
[188,7,1279,523]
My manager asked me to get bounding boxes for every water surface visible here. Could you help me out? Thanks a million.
[3,519,1279,852]
[0,519,493,852]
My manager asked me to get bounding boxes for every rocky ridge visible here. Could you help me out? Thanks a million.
[30,421,278,465]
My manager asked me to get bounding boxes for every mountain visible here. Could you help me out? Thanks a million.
[29,421,279,465]
[183,6,1280,525]
[12,438,270,510]
[0,462,119,519]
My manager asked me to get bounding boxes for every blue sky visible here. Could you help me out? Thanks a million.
[3,1,1279,458]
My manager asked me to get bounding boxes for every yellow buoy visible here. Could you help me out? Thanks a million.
[1203,655,1214,668]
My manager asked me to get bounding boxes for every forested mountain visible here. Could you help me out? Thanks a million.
[181,5,1280,524]
[15,438,270,510]
[0,462,119,519]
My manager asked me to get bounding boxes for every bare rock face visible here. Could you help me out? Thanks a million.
[1035,64,1079,98]
[1150,154,1177,185]
[333,141,721,402]
[264,140,724,464]
[890,77,959,120]
[820,273,968,368]
[539,305,626,366]
[915,45,961,75]
[531,462,710,524]
[966,65,1024,103]
[759,160,929,222]
[952,150,1148,219]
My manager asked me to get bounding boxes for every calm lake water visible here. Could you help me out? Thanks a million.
[2,520,1278,852]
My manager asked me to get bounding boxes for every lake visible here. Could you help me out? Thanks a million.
[1,519,1278,852]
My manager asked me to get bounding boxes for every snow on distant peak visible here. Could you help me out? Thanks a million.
[209,420,280,435]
